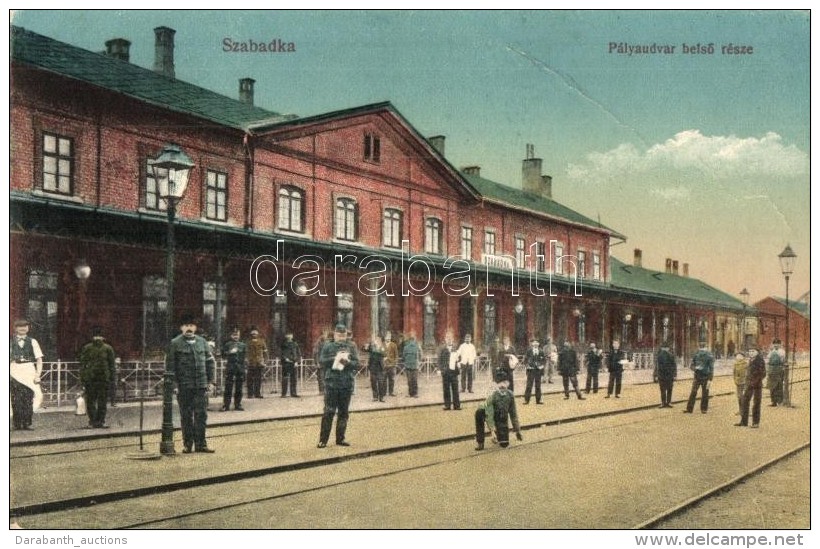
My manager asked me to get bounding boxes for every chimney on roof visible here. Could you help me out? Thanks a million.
[428,135,445,156]
[462,166,481,176]
[239,78,255,105]
[683,263,689,277]
[672,260,679,275]
[104,38,131,62]
[665,258,672,273]
[633,249,642,268]
[522,144,552,199]
[153,26,176,79]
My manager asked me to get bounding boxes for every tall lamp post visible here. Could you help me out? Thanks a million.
[153,144,195,455]
[739,288,749,352]
[778,244,797,407]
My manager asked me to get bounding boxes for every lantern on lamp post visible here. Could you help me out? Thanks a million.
[152,144,194,455]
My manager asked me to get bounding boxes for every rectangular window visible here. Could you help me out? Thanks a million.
[536,242,546,273]
[27,270,58,360]
[205,170,228,221]
[554,243,564,275]
[142,276,168,354]
[515,237,526,269]
[383,209,402,248]
[425,218,442,255]
[42,133,73,195]
[593,252,601,280]
[461,226,473,259]
[577,251,586,278]
[484,231,496,256]
[202,280,227,339]
[145,158,168,211]
[364,133,381,162]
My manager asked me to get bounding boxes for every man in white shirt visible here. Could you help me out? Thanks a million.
[457,334,478,393]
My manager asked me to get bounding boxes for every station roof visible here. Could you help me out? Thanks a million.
[10,26,286,130]
[463,173,625,239]
[610,257,746,312]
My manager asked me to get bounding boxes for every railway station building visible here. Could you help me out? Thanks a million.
[10,25,750,365]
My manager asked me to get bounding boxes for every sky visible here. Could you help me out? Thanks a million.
[9,9,811,305]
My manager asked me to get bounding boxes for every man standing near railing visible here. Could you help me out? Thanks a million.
[383,332,398,397]
[10,319,44,431]
[220,327,246,411]
[402,332,422,398]
[78,326,117,428]
[605,340,626,399]
[456,333,477,394]
[280,331,302,398]
[245,327,268,399]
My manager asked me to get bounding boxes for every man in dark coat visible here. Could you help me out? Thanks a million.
[736,348,766,428]
[684,341,715,414]
[653,341,677,408]
[439,335,460,410]
[606,340,626,398]
[280,331,302,397]
[166,314,216,453]
[317,323,359,448]
[367,335,387,403]
[523,338,545,405]
[558,341,585,400]
[78,327,117,428]
[584,342,603,394]
[220,327,246,411]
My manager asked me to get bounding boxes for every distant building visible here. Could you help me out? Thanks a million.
[755,297,810,352]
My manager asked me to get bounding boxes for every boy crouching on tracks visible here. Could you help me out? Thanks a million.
[474,371,523,451]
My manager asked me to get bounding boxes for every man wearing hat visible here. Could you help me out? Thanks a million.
[280,331,302,398]
[684,341,714,414]
[317,323,360,448]
[220,327,247,411]
[439,333,461,410]
[605,340,626,399]
[523,338,545,404]
[166,314,216,453]
[766,339,786,406]
[9,319,44,430]
[653,341,677,408]
[474,370,523,451]
[736,348,766,428]
[558,341,585,400]
[584,342,603,394]
[78,327,117,428]
[245,326,268,398]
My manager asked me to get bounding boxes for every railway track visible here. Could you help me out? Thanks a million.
[634,443,810,529]
[11,376,810,527]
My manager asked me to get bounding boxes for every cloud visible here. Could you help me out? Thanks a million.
[650,186,691,201]
[567,130,808,184]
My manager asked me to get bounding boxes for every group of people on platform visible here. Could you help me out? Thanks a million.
[10,315,795,456]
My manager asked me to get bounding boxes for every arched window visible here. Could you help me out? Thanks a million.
[335,198,358,241]
[383,208,402,248]
[278,186,305,232]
